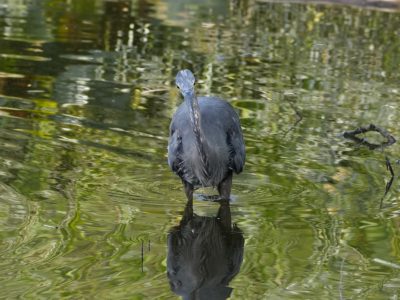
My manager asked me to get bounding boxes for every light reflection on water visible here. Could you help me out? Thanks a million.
[0,0,400,299]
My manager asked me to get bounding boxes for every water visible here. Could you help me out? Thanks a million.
[0,0,400,299]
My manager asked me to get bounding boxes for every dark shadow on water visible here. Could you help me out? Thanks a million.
[167,200,244,300]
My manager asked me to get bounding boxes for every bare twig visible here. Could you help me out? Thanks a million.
[339,256,346,300]
[343,124,396,150]
[141,240,144,273]
[380,156,394,209]
[342,124,396,208]
[283,102,303,137]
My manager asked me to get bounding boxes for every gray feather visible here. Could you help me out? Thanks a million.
[168,96,245,188]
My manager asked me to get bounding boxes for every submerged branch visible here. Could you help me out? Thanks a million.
[283,101,303,137]
[342,124,396,150]
[380,156,394,209]
[342,124,396,208]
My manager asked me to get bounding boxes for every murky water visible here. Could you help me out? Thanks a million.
[1,0,400,299]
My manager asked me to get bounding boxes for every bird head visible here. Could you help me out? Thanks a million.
[176,69,195,96]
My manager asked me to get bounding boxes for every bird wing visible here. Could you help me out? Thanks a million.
[198,97,245,175]
[168,125,182,173]
[228,116,245,174]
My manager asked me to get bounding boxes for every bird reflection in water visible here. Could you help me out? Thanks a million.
[167,199,244,300]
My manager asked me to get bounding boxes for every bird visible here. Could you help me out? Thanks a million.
[168,69,245,202]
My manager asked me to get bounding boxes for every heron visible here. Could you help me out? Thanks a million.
[168,69,245,202]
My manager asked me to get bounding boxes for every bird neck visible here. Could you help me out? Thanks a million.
[184,91,207,164]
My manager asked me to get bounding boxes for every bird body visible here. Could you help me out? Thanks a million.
[169,96,244,187]
[168,70,245,201]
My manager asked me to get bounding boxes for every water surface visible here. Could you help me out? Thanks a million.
[1,0,400,299]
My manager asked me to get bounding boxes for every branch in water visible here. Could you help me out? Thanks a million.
[380,156,394,209]
[342,124,396,150]
[283,101,303,137]
[342,125,396,208]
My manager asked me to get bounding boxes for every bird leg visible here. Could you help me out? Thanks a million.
[217,171,233,201]
[180,195,194,226]
[182,180,194,203]
[217,199,231,232]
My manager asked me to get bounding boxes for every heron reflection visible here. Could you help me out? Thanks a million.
[167,199,244,300]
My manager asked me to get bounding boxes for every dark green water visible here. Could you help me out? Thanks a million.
[1,0,400,299]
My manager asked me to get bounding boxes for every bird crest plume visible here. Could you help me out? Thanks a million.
[176,69,195,93]
[175,69,208,180]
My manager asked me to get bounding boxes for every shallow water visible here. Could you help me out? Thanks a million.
[1,0,400,299]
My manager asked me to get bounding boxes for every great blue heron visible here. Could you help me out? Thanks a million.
[168,69,245,201]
